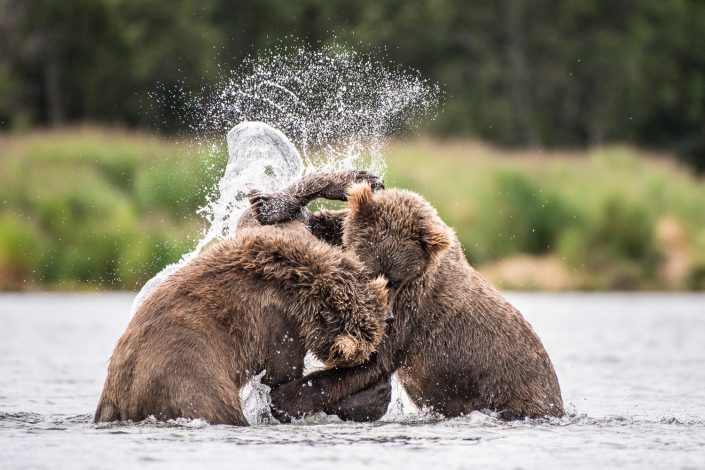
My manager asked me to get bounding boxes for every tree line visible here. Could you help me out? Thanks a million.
[1,0,704,170]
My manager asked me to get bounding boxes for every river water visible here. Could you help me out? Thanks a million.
[1,293,703,469]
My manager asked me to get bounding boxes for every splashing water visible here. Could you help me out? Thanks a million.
[131,45,439,317]
[129,121,305,317]
[192,44,441,174]
[129,45,440,423]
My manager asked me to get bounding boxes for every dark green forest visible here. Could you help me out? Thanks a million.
[2,0,705,170]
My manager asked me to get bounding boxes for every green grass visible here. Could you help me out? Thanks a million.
[0,127,223,290]
[385,140,705,290]
[1,128,704,291]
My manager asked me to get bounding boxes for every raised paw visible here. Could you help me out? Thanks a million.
[351,170,385,192]
[249,189,302,225]
[321,170,385,201]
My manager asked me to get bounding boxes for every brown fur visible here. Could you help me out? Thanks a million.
[94,221,388,425]
[254,177,564,421]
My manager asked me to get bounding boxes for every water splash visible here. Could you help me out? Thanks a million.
[130,45,440,423]
[129,121,304,315]
[197,121,304,252]
[191,43,441,175]
[131,44,440,316]
[239,370,277,426]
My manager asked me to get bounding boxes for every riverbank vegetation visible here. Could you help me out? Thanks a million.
[1,128,704,291]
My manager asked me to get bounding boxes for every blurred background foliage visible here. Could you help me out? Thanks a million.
[2,129,704,291]
[2,0,705,170]
[0,129,216,290]
[1,0,704,291]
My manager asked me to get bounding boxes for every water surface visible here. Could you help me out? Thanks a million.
[1,293,703,469]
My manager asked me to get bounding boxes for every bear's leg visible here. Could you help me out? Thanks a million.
[175,379,248,426]
[249,170,383,225]
[270,360,388,422]
[191,397,247,426]
[324,375,392,422]
[261,323,306,389]
[398,369,470,417]
[293,170,383,202]
[94,394,121,423]
[138,367,249,425]
[398,366,482,418]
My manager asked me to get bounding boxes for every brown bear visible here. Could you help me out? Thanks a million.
[94,219,389,425]
[251,177,564,421]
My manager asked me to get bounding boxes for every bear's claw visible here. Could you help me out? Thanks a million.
[352,170,385,192]
[249,189,302,225]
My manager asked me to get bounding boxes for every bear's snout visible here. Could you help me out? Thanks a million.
[385,285,401,324]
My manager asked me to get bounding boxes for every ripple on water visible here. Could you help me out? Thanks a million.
[4,408,704,435]
[2,293,705,468]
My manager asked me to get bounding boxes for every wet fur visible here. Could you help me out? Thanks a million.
[254,176,564,421]
[94,220,388,425]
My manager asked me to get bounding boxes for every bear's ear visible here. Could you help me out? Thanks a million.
[421,226,452,257]
[347,182,374,216]
[368,275,388,291]
[368,275,389,308]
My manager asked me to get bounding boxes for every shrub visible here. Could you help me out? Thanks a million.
[2,129,704,291]
[0,211,43,289]
[558,196,662,289]
[133,155,215,216]
[461,170,580,263]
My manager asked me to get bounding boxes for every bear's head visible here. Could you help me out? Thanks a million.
[307,270,389,368]
[343,182,452,292]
